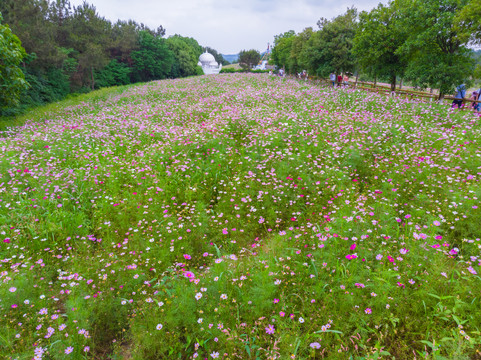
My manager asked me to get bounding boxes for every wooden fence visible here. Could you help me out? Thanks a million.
[303,76,481,108]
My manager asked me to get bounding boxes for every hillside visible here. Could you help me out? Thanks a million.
[221,53,239,63]
[1,74,480,359]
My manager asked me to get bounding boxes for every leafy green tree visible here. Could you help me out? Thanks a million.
[95,59,131,87]
[289,28,313,74]
[302,8,358,77]
[0,13,29,110]
[239,49,261,70]
[353,3,407,91]
[0,0,61,69]
[455,0,481,45]
[48,0,72,46]
[166,35,202,77]
[131,30,173,82]
[271,30,295,72]
[63,2,112,90]
[108,20,140,65]
[396,0,475,98]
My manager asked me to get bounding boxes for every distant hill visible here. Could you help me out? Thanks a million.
[222,54,239,64]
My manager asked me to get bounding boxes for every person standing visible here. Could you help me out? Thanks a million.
[329,72,336,87]
[343,74,349,86]
[476,87,481,113]
[337,74,342,87]
[452,84,466,108]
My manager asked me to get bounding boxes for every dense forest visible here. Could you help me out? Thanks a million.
[271,0,481,96]
[0,0,228,116]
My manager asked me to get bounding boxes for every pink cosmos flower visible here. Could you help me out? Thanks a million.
[183,271,195,279]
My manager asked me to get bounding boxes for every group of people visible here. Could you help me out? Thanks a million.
[453,84,481,113]
[298,70,308,80]
[329,72,349,87]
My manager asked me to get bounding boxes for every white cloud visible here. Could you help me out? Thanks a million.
[68,0,387,54]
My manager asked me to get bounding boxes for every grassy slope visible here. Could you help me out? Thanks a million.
[0,74,480,360]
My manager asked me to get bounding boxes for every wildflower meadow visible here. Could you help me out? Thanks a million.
[1,73,480,359]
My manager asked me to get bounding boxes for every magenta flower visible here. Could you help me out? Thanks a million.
[183,271,195,279]
[265,324,275,334]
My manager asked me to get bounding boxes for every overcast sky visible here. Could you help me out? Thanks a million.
[68,0,387,54]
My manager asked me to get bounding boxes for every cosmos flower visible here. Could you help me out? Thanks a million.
[265,324,275,334]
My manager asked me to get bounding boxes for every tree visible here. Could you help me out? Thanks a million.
[63,2,112,90]
[166,35,202,77]
[0,13,29,110]
[131,30,173,82]
[353,3,407,91]
[95,59,131,87]
[48,0,72,46]
[289,28,313,74]
[107,20,140,68]
[239,49,261,70]
[271,30,295,72]
[396,0,475,98]
[455,0,481,45]
[302,8,358,77]
[0,0,62,69]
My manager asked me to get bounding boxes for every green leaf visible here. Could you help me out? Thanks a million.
[315,329,343,334]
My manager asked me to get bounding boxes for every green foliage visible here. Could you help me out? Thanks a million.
[95,59,131,88]
[271,30,295,71]
[0,0,62,69]
[302,7,358,77]
[475,64,481,81]
[238,49,261,70]
[353,3,407,91]
[166,35,202,77]
[0,13,29,110]
[62,2,111,90]
[289,27,313,74]
[131,31,173,82]
[454,0,481,45]
[396,0,475,96]
[220,67,237,73]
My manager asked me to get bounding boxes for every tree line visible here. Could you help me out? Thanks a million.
[0,0,229,116]
[271,0,481,97]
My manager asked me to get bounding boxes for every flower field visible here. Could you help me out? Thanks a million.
[1,73,480,359]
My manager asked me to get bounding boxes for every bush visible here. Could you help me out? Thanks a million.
[95,60,132,88]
